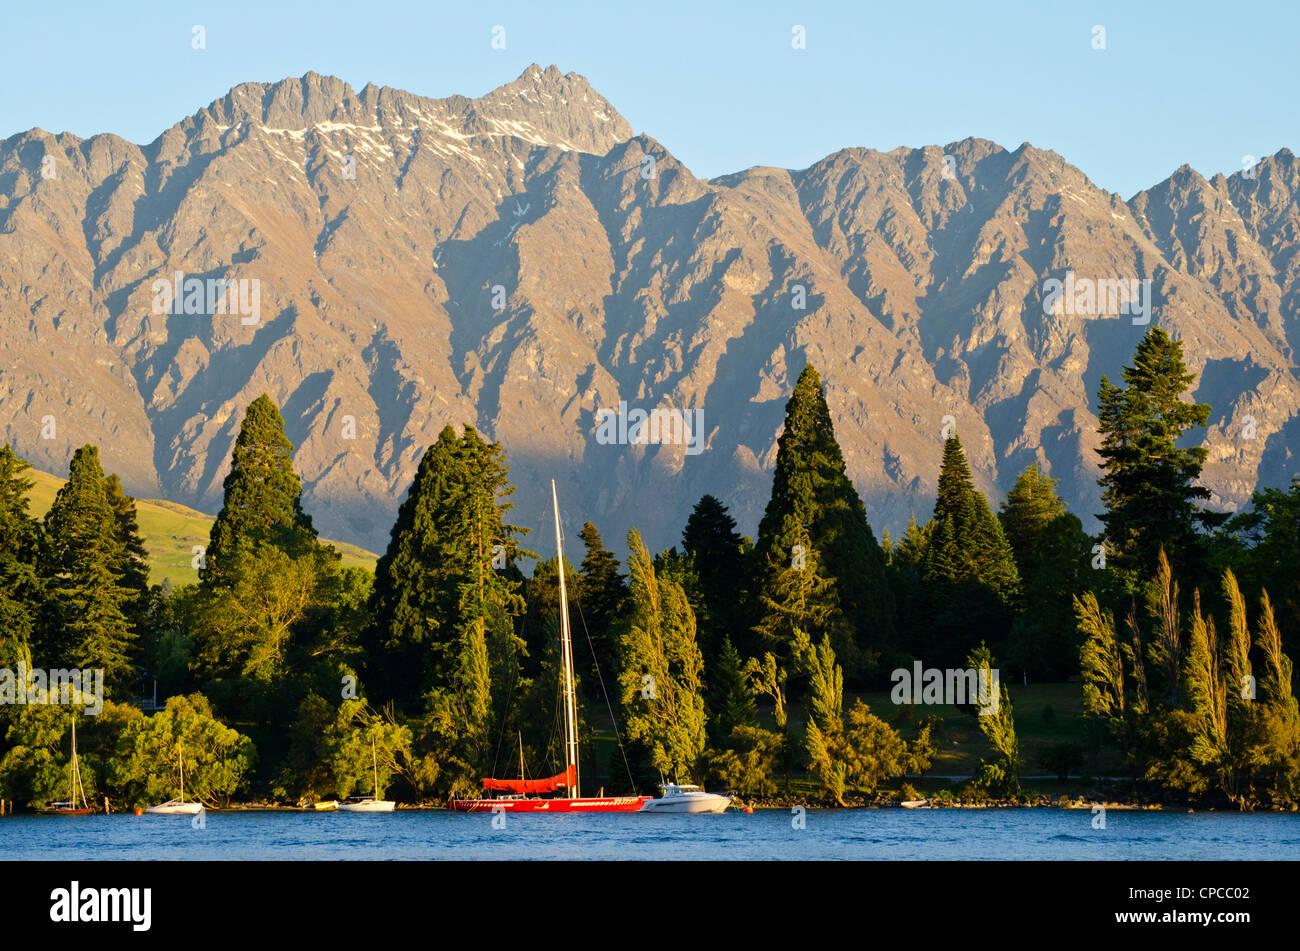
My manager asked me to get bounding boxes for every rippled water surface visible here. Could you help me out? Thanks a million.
[3,808,1299,860]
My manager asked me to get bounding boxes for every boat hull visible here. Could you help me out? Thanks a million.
[449,796,649,813]
[40,807,94,816]
[145,802,203,815]
[337,800,395,812]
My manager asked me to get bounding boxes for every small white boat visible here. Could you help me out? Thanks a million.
[639,783,732,814]
[146,799,203,815]
[337,797,395,813]
[146,745,204,815]
[901,799,931,809]
[337,737,396,812]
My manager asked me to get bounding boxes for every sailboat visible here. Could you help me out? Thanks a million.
[146,745,204,815]
[450,481,650,814]
[40,718,93,815]
[337,736,396,812]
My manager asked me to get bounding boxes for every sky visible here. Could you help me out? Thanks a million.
[2,0,1295,198]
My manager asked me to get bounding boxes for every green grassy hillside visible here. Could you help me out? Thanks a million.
[25,468,377,587]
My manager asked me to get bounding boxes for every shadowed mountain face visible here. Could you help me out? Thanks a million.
[1,65,1297,554]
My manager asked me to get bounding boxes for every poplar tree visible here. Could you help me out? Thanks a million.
[753,365,894,677]
[617,529,707,783]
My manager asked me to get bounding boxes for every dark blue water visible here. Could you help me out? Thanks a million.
[3,808,1299,859]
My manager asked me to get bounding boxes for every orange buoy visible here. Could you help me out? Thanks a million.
[744,805,754,814]
[134,807,143,816]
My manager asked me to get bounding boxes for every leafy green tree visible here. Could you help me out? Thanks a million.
[108,693,255,807]
[327,700,414,800]
[0,445,44,669]
[753,364,894,677]
[0,706,98,809]
[42,446,135,689]
[700,725,783,798]
[617,529,707,783]
[1217,477,1300,654]
[1096,328,1214,586]
[201,394,319,589]
[966,644,1019,796]
[752,526,848,666]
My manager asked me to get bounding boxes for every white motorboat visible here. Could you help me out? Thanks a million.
[639,783,733,814]
[337,736,396,812]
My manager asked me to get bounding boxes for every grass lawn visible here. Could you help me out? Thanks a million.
[25,467,377,587]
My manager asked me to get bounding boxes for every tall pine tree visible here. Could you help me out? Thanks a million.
[42,446,135,688]
[201,394,319,589]
[753,364,894,677]
[0,445,44,669]
[1097,328,1214,586]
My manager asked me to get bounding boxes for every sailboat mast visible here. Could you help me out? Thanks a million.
[179,745,185,803]
[372,736,379,799]
[552,480,580,799]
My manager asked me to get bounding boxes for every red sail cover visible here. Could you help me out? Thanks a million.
[482,765,576,795]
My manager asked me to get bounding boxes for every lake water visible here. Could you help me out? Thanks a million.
[3,808,1299,860]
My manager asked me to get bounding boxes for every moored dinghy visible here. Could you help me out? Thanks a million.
[40,718,93,816]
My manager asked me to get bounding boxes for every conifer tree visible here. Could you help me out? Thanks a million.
[202,394,318,589]
[42,446,135,687]
[914,435,1020,664]
[681,494,745,663]
[1000,464,1092,679]
[926,435,1020,602]
[752,526,849,665]
[0,445,43,669]
[753,365,894,677]
[706,636,758,747]
[575,521,626,696]
[105,473,151,636]
[368,425,527,712]
[1096,328,1214,585]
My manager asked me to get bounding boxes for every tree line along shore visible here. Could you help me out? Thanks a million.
[1,329,1297,813]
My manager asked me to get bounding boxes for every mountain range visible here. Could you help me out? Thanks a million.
[2,64,1297,555]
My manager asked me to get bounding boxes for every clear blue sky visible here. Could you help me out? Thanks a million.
[3,0,1295,197]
